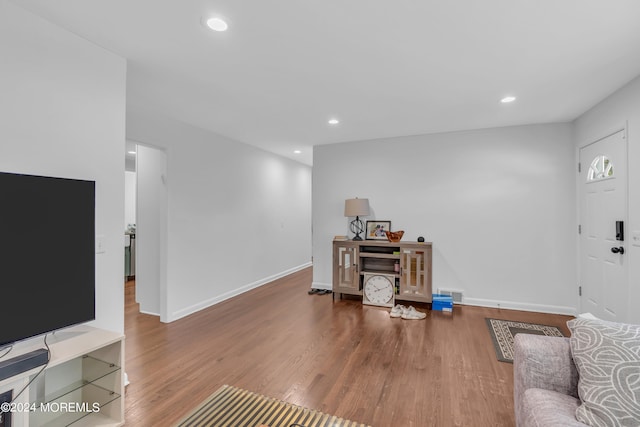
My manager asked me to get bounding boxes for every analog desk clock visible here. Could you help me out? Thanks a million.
[362,273,396,308]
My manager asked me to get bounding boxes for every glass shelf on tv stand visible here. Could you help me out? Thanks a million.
[30,355,121,427]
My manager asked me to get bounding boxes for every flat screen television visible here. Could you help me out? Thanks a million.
[0,172,95,347]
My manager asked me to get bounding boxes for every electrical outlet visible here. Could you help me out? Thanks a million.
[96,235,106,254]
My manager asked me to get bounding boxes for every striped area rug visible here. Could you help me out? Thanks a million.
[175,385,371,427]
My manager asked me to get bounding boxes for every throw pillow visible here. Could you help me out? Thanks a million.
[567,318,640,427]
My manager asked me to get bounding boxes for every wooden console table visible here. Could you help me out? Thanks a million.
[332,239,433,304]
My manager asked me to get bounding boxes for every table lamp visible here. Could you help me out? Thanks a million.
[344,198,370,241]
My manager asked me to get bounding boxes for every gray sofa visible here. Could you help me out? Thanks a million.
[514,318,640,427]
[513,334,587,427]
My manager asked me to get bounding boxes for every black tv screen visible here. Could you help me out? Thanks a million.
[0,172,95,347]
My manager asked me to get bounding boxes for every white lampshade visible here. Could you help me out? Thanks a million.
[344,198,370,217]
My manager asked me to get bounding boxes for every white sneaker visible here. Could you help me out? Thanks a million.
[401,306,426,320]
[389,304,407,318]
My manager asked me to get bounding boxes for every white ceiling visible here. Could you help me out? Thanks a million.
[11,0,640,166]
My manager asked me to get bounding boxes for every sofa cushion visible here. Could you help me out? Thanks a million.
[567,318,640,427]
[521,388,586,427]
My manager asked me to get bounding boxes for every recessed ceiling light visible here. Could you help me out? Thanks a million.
[501,96,516,103]
[127,151,136,155]
[206,17,228,32]
[328,118,340,125]
[293,150,301,154]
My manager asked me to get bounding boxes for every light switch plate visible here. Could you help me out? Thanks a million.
[631,231,640,247]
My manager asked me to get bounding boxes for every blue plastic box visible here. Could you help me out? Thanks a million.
[432,294,453,312]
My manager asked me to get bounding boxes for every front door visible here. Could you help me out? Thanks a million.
[579,130,628,321]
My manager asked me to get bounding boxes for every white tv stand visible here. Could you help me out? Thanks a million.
[0,325,124,427]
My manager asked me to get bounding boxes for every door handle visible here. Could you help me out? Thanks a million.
[611,246,625,254]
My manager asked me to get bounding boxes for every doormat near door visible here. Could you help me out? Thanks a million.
[485,318,565,363]
[174,384,371,427]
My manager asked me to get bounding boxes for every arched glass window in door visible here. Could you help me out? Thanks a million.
[588,155,614,181]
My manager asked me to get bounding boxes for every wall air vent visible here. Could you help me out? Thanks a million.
[437,289,464,304]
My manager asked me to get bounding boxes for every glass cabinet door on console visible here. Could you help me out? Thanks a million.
[333,242,360,296]
[399,246,431,301]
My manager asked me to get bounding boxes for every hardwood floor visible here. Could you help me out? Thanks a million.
[124,268,573,426]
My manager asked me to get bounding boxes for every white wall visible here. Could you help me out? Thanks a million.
[135,145,167,317]
[574,75,640,324]
[127,111,312,322]
[313,123,577,314]
[0,1,126,332]
[124,171,136,229]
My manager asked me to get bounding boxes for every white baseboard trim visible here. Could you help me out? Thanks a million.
[311,281,332,290]
[168,262,313,322]
[462,297,577,316]
[139,309,160,317]
[308,283,576,316]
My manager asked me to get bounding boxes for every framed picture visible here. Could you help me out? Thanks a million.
[365,220,391,240]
